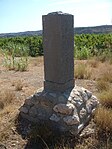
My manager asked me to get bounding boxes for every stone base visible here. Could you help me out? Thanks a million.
[19,86,99,136]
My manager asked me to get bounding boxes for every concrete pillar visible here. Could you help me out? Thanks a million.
[42,12,74,92]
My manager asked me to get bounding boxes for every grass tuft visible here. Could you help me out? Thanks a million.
[101,70,112,83]
[0,101,4,110]
[75,63,92,79]
[12,80,23,91]
[98,89,112,108]
[96,80,110,91]
[94,106,112,133]
[89,59,99,68]
[0,89,15,107]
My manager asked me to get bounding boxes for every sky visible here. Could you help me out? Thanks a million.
[0,0,112,33]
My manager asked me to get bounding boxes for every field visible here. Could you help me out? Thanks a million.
[0,34,112,148]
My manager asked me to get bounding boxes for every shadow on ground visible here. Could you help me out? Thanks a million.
[15,114,47,149]
[15,114,77,149]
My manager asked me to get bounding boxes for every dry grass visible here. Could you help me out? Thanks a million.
[88,59,99,68]
[0,101,4,110]
[0,89,15,107]
[98,89,112,108]
[75,63,92,79]
[0,55,112,148]
[109,58,112,65]
[94,106,112,132]
[94,107,112,149]
[12,79,23,91]
[100,70,112,83]
[0,106,18,142]
[75,136,99,149]
[0,105,16,118]
[96,62,112,81]
[96,79,110,91]
[88,60,112,81]
[95,62,112,91]
[29,56,44,67]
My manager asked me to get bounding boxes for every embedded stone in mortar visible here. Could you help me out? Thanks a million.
[20,86,99,136]
[53,103,75,115]
[50,114,60,122]
[80,108,87,119]
[63,115,80,125]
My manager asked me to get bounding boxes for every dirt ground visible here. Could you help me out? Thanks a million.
[0,56,45,148]
[0,55,107,149]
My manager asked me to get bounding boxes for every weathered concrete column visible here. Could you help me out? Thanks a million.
[42,12,74,92]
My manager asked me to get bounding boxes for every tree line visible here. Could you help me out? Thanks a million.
[0,36,43,57]
[0,34,112,60]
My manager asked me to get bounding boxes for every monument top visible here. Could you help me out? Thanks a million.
[47,11,72,16]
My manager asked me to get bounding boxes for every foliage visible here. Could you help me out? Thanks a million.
[0,36,43,57]
[2,46,28,71]
[74,34,112,60]
[0,34,112,59]
[75,46,91,60]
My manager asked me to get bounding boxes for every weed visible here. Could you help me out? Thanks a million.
[14,57,28,71]
[75,46,91,60]
[3,51,15,70]
[2,44,28,71]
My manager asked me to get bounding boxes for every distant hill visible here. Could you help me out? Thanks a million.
[0,25,112,38]
[74,25,112,34]
[0,30,42,38]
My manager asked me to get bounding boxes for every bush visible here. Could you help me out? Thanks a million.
[3,50,28,71]
[28,38,43,57]
[0,36,43,57]
[75,46,91,60]
[14,57,28,72]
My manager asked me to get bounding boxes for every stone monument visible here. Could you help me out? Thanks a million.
[20,12,99,136]
[43,11,74,92]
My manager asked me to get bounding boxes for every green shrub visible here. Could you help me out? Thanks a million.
[14,57,28,71]
[2,48,28,71]
[0,36,43,57]
[75,46,91,60]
